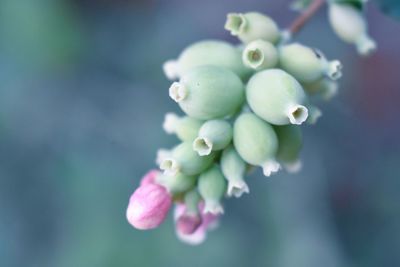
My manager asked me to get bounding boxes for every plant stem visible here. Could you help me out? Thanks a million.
[288,0,326,35]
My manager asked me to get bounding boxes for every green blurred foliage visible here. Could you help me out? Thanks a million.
[375,0,400,19]
[0,0,84,71]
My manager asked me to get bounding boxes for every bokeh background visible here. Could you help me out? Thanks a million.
[0,0,399,267]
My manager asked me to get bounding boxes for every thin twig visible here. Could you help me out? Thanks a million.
[288,0,326,35]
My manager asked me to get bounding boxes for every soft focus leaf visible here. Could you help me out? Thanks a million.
[0,0,84,71]
[375,0,400,19]
[292,0,365,12]
[290,0,313,11]
[333,0,365,10]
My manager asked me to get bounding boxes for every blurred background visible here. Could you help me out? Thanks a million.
[0,0,399,266]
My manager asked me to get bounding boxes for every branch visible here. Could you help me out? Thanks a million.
[288,0,326,35]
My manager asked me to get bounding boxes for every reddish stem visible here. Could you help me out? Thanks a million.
[289,0,326,34]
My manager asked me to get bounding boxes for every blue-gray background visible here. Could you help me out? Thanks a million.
[0,1,399,267]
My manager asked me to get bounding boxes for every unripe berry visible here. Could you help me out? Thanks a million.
[183,189,202,215]
[160,142,216,176]
[163,112,203,142]
[274,125,303,173]
[193,120,233,156]
[176,189,203,234]
[302,78,339,101]
[242,39,278,70]
[225,12,280,44]
[306,105,323,125]
[246,69,309,125]
[220,145,249,198]
[235,44,255,82]
[163,40,251,80]
[279,43,342,83]
[328,3,376,56]
[169,66,245,120]
[233,113,280,176]
[156,172,197,194]
[198,165,227,215]
[156,148,171,166]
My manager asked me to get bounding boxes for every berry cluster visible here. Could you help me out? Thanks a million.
[126,11,345,245]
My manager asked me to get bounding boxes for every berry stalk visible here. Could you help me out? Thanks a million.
[288,0,325,35]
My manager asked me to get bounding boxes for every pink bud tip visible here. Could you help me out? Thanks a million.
[174,202,220,245]
[176,214,202,235]
[126,183,172,230]
[199,202,219,229]
[140,169,160,186]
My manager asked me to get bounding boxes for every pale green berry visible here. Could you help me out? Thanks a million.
[163,40,252,81]
[183,188,202,214]
[274,125,303,173]
[246,69,309,125]
[169,65,245,120]
[163,112,203,141]
[236,44,255,81]
[160,142,216,176]
[163,60,180,80]
[156,172,197,194]
[279,43,343,82]
[233,113,280,176]
[220,145,249,198]
[302,78,339,101]
[242,39,278,70]
[198,165,227,215]
[156,148,171,165]
[320,81,339,101]
[328,3,376,56]
[225,12,280,44]
[193,120,233,156]
[306,105,323,125]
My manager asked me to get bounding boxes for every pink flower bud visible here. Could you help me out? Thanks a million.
[126,183,172,230]
[174,202,220,245]
[139,169,160,186]
[176,213,202,235]
[198,202,219,231]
